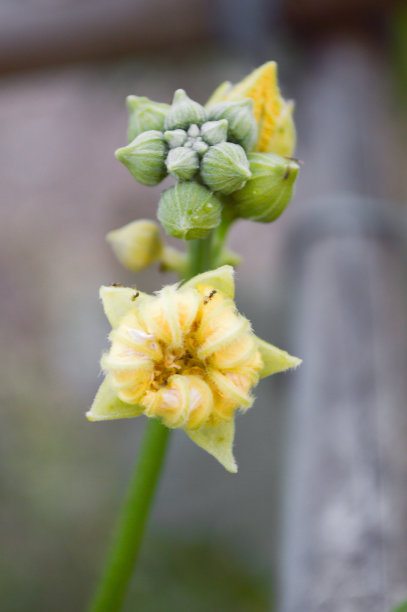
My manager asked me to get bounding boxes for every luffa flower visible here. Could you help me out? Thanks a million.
[87,266,301,472]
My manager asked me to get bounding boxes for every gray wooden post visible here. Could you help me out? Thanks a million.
[280,41,407,612]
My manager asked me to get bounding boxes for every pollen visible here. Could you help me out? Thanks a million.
[102,283,263,430]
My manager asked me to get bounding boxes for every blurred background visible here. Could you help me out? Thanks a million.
[1,1,407,611]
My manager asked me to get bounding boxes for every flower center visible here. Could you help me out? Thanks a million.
[150,334,203,390]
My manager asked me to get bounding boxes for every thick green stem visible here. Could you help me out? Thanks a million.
[88,233,216,612]
[88,420,170,612]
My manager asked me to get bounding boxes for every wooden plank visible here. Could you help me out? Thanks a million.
[280,42,407,611]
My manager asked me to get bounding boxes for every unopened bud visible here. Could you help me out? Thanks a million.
[201,119,228,146]
[208,99,257,152]
[201,142,251,195]
[126,95,170,142]
[157,182,222,240]
[164,129,187,149]
[165,146,199,181]
[164,89,207,131]
[106,220,162,271]
[231,153,299,222]
[115,130,167,186]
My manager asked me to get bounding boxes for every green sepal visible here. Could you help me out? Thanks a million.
[86,375,143,421]
[255,337,302,378]
[100,285,149,329]
[182,264,235,298]
[186,420,237,472]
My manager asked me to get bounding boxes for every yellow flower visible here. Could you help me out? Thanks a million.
[206,61,296,157]
[87,266,301,471]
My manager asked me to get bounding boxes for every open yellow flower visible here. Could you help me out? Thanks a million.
[87,266,301,472]
[207,61,296,157]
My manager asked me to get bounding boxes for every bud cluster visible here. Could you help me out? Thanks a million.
[114,63,299,244]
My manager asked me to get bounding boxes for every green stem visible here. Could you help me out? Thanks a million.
[88,420,170,612]
[88,234,215,612]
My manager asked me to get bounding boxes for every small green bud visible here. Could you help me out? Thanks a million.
[192,139,209,155]
[208,99,257,152]
[187,124,200,138]
[157,182,222,240]
[115,130,167,186]
[126,96,170,142]
[231,153,299,222]
[164,129,187,149]
[201,142,251,195]
[106,220,163,271]
[201,119,228,145]
[164,89,207,131]
[165,147,199,181]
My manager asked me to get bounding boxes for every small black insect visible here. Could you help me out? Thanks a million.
[204,289,217,304]
[131,291,140,301]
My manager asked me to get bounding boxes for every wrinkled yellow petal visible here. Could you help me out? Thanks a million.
[86,375,143,421]
[255,337,302,378]
[186,419,237,473]
[100,285,149,329]
[182,264,235,299]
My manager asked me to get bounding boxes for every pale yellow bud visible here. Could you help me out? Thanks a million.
[106,220,163,271]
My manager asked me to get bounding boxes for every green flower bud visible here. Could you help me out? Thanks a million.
[157,182,222,240]
[201,119,228,145]
[208,99,257,152]
[164,129,187,149]
[231,153,299,222]
[106,219,162,271]
[126,96,170,142]
[201,142,251,195]
[164,89,207,131]
[187,124,200,138]
[166,147,199,181]
[115,130,167,186]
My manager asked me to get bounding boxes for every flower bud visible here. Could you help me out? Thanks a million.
[206,62,296,156]
[208,99,257,152]
[164,89,207,131]
[157,182,222,240]
[126,95,170,142]
[231,153,299,222]
[164,129,187,149]
[165,146,199,181]
[115,130,167,186]
[201,142,251,195]
[201,119,228,146]
[106,220,162,271]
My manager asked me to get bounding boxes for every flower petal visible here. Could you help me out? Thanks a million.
[182,265,235,299]
[100,285,148,329]
[86,375,143,421]
[255,337,302,378]
[186,420,237,473]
